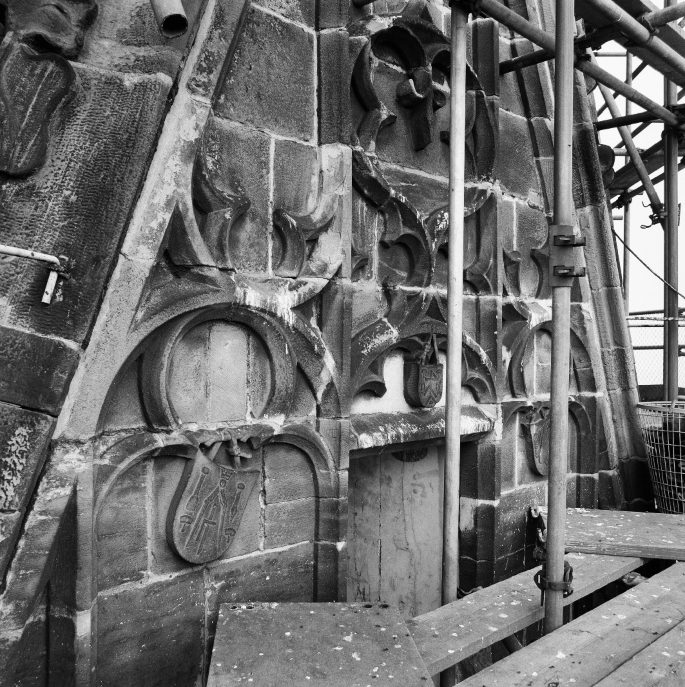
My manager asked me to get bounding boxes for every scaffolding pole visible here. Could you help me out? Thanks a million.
[596,73,666,229]
[479,0,685,130]
[545,0,576,636]
[665,0,680,401]
[441,2,468,684]
[583,0,685,80]
[623,53,632,313]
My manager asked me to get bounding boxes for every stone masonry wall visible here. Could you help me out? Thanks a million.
[0,0,647,685]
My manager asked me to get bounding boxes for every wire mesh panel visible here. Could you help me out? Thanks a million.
[627,317,685,398]
[637,402,685,514]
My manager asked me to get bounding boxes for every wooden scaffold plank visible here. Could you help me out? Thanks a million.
[408,553,643,676]
[594,617,685,686]
[551,507,685,560]
[459,562,685,686]
[206,602,432,686]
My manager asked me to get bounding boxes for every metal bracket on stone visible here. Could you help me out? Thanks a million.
[549,224,586,287]
[0,245,69,304]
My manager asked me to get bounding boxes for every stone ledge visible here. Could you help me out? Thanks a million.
[350,406,495,456]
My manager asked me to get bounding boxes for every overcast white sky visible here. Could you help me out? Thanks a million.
[593,26,684,317]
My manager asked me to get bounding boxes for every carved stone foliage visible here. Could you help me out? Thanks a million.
[503,302,596,399]
[351,285,497,407]
[505,399,594,478]
[0,1,98,176]
[349,3,497,285]
[150,115,347,286]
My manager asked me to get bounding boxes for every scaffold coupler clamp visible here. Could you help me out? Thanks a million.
[534,560,574,607]
[549,224,586,287]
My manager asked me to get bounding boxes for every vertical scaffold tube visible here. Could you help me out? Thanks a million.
[623,54,632,313]
[441,2,468,684]
[545,0,575,635]
[664,0,679,401]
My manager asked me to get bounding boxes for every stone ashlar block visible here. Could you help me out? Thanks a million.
[496,483,547,560]
[265,498,316,548]
[150,457,190,576]
[320,282,353,417]
[460,498,497,563]
[577,474,599,509]
[381,163,449,215]
[498,38,526,117]
[314,541,342,602]
[96,570,205,687]
[618,456,654,505]
[535,157,554,214]
[573,123,606,210]
[8,592,48,687]
[495,110,539,199]
[509,39,552,119]
[530,117,554,158]
[578,205,622,291]
[566,475,598,509]
[602,347,638,394]
[598,468,624,509]
[514,200,549,299]
[264,442,317,503]
[317,0,348,29]
[590,285,632,351]
[500,405,519,493]
[273,137,318,215]
[205,543,319,668]
[494,547,527,583]
[0,65,168,343]
[0,510,23,580]
[0,326,79,416]
[316,417,351,473]
[459,555,495,593]
[258,0,315,26]
[318,29,351,145]
[0,402,54,512]
[469,19,499,97]
[460,439,500,502]
[0,470,75,631]
[216,7,316,142]
[96,461,148,592]
[202,117,271,273]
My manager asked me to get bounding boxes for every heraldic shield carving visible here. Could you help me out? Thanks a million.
[166,443,259,565]
[404,335,444,408]
[521,403,552,477]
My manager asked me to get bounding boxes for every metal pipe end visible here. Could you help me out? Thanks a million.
[150,0,188,39]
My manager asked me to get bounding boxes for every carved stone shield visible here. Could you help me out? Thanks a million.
[418,364,443,407]
[404,360,444,408]
[521,405,551,477]
[167,451,259,564]
[0,40,76,176]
